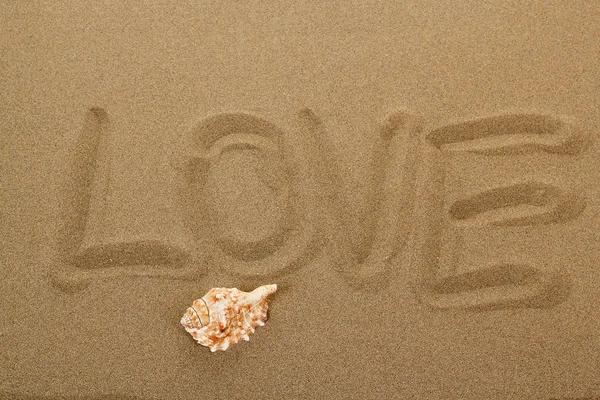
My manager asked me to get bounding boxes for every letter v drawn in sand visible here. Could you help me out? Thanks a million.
[327,110,424,288]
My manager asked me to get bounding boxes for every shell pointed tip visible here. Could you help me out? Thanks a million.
[265,284,277,294]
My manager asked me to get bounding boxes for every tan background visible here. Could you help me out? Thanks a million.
[1,1,599,399]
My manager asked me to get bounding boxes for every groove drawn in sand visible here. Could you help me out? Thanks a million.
[174,111,321,279]
[427,113,590,155]
[337,111,424,288]
[52,108,200,293]
[416,113,586,310]
[448,182,586,227]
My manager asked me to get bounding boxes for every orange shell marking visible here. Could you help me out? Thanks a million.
[180,284,277,351]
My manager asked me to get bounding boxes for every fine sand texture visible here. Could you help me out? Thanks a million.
[1,2,599,399]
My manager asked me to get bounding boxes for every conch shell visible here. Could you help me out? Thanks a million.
[180,284,277,351]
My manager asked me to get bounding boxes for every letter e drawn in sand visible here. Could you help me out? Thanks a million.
[415,113,590,310]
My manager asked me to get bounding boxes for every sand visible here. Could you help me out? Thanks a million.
[1,1,599,399]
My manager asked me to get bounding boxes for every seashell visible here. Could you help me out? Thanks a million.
[180,284,277,351]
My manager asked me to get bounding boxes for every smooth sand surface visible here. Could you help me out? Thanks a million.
[1,2,599,399]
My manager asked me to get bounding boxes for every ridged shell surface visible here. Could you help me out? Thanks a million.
[180,284,277,351]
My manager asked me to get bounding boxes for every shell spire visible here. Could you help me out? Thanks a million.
[180,284,277,352]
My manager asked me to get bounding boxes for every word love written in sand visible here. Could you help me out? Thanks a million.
[52,108,590,310]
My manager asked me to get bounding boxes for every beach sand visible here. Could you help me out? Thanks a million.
[1,2,599,399]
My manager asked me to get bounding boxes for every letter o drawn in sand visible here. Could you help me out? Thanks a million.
[175,111,321,279]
